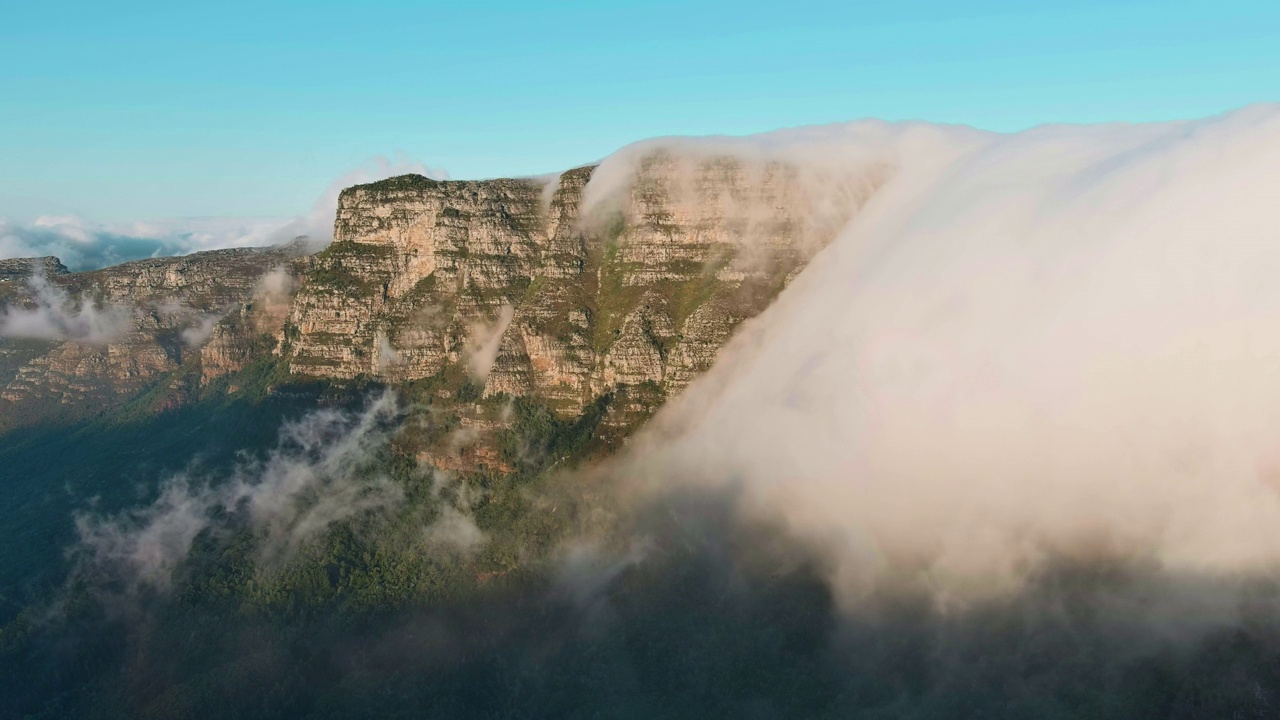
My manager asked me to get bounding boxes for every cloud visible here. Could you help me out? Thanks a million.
[0,155,448,271]
[73,389,494,594]
[75,392,408,591]
[0,273,130,342]
[424,471,486,554]
[376,330,401,371]
[180,314,220,347]
[254,264,296,317]
[0,215,293,272]
[579,123,898,259]
[615,103,1280,608]
[466,304,514,383]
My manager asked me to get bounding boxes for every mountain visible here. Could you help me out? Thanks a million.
[0,144,878,718]
[1,148,869,470]
[7,110,1280,719]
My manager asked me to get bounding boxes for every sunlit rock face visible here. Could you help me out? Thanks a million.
[0,143,883,439]
[285,151,879,432]
[0,248,296,426]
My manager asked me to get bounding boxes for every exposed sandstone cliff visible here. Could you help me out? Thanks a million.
[286,151,878,432]
[0,257,68,283]
[0,247,298,426]
[0,148,883,449]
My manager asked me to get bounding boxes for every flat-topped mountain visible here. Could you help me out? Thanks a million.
[0,147,879,451]
[0,256,68,283]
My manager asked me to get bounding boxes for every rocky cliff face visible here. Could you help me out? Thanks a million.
[0,257,69,284]
[0,247,299,427]
[286,151,875,431]
[0,148,881,449]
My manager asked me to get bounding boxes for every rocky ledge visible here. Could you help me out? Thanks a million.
[0,146,884,452]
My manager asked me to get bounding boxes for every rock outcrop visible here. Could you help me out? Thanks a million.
[0,247,297,426]
[0,257,68,283]
[286,151,879,434]
[0,146,884,445]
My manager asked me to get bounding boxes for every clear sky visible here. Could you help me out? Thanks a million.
[2,0,1278,221]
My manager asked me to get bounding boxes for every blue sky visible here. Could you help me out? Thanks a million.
[2,0,1278,221]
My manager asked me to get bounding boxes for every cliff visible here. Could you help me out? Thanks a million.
[0,256,69,283]
[0,247,300,427]
[287,151,870,431]
[0,148,879,449]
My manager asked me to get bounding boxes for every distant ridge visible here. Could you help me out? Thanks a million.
[0,256,69,282]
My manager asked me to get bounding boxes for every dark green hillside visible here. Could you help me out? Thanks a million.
[0,360,335,620]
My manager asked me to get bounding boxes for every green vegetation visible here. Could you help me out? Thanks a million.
[306,263,375,295]
[586,214,644,355]
[349,173,441,194]
[0,359,327,621]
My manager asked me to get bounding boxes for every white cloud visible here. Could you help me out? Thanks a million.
[74,390,492,592]
[466,304,515,383]
[0,273,130,342]
[615,104,1280,607]
[376,331,401,371]
[75,392,407,590]
[180,314,220,347]
[0,215,293,272]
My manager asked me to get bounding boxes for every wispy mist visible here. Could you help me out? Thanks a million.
[466,304,515,383]
[74,392,413,592]
[0,273,130,342]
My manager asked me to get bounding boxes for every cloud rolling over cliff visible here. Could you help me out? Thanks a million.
[621,104,1280,608]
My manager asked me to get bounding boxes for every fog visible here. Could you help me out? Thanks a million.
[73,392,480,594]
[614,104,1280,610]
[13,106,1280,718]
[0,272,130,342]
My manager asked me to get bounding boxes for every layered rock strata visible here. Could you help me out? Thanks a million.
[0,247,298,425]
[0,148,884,445]
[286,151,879,432]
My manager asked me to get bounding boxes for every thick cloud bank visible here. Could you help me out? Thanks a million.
[0,156,445,271]
[12,107,1280,718]
[631,104,1280,606]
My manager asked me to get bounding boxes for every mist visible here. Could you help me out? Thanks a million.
[614,104,1280,609]
[0,272,130,342]
[72,391,483,594]
[466,304,515,382]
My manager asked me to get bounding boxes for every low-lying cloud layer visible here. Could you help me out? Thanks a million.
[624,103,1280,607]
[1,156,446,271]
[0,215,293,272]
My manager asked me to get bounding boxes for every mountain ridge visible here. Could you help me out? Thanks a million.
[0,147,876,457]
